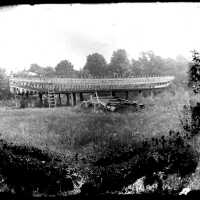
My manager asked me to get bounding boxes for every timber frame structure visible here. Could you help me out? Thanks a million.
[9,75,175,107]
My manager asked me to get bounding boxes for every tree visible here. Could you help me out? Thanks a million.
[108,49,130,77]
[188,50,200,93]
[29,64,44,76]
[78,69,92,78]
[43,66,55,77]
[130,51,189,78]
[28,64,56,77]
[55,60,74,77]
[131,51,164,76]
[83,53,107,77]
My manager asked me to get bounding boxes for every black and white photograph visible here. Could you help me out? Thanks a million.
[0,2,200,199]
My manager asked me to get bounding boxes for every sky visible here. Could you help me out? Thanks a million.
[0,3,200,73]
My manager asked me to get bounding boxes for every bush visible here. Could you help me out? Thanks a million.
[0,139,76,196]
[179,95,200,138]
[82,131,199,194]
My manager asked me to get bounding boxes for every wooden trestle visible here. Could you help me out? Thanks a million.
[9,76,175,107]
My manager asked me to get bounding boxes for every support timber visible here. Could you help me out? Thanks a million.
[111,91,116,97]
[125,91,129,100]
[66,93,70,106]
[39,93,43,107]
[73,93,76,106]
[58,93,61,106]
[80,92,84,102]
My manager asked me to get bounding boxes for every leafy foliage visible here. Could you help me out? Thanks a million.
[108,49,130,77]
[181,102,200,137]
[83,53,107,77]
[78,69,92,78]
[55,60,76,77]
[43,66,56,77]
[82,131,198,194]
[29,64,44,76]
[131,51,188,88]
[131,51,164,75]
[188,50,200,93]
[0,139,76,196]
[27,64,56,77]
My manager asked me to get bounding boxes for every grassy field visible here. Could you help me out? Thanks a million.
[0,88,188,154]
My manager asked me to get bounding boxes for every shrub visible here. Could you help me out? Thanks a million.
[82,131,199,194]
[0,139,76,196]
[179,94,200,138]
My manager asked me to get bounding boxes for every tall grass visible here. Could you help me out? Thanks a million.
[0,88,189,145]
[0,88,186,154]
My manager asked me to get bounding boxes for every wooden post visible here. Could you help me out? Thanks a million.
[73,93,76,106]
[25,91,29,107]
[21,90,25,97]
[66,93,70,106]
[39,93,43,107]
[125,91,129,100]
[58,93,61,106]
[14,93,18,108]
[19,91,26,108]
[80,92,84,102]
[25,91,29,98]
[71,93,74,106]
[111,91,116,97]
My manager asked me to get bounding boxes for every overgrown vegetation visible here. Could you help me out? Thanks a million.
[0,83,199,196]
[77,89,200,195]
[84,131,198,194]
[188,50,200,93]
[1,49,200,196]
[0,139,80,196]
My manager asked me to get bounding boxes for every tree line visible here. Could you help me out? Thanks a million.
[13,49,189,81]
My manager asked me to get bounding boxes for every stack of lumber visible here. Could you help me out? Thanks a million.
[81,96,143,112]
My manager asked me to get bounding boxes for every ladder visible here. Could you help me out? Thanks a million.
[48,87,56,108]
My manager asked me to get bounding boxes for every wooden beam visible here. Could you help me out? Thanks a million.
[73,93,76,106]
[111,91,116,97]
[70,93,74,106]
[125,91,129,100]
[80,92,84,102]
[66,93,70,106]
[39,93,43,107]
[58,93,62,105]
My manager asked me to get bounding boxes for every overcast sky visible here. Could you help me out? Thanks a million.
[0,3,200,73]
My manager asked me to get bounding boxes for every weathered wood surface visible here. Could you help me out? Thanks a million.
[9,76,174,93]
